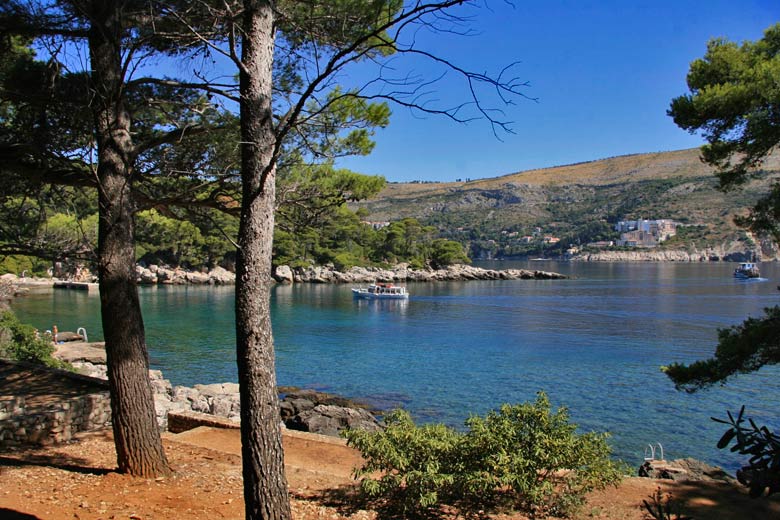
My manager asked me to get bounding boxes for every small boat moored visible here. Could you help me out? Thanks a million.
[352,282,409,300]
[734,262,760,279]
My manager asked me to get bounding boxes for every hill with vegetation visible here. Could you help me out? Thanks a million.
[355,148,780,260]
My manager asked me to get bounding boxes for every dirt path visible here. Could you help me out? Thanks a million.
[1,426,779,519]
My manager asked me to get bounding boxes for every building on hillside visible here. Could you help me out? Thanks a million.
[586,240,615,248]
[363,221,390,230]
[615,219,677,247]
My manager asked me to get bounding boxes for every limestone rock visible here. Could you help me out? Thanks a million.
[149,370,172,398]
[185,271,210,284]
[71,361,107,380]
[638,458,734,483]
[290,263,566,284]
[286,404,380,436]
[172,386,211,414]
[208,266,235,285]
[136,266,158,284]
[273,265,294,284]
[55,331,84,342]
[54,342,107,364]
[194,382,239,397]
[210,394,240,418]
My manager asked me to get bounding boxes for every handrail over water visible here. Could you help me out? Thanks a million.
[644,442,664,461]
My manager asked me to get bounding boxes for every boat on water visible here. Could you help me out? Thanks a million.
[734,262,760,279]
[352,282,409,300]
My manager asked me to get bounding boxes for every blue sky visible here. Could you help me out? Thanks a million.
[335,1,778,183]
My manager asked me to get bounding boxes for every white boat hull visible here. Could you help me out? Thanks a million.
[352,288,409,300]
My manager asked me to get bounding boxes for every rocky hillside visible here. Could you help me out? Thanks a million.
[354,148,780,260]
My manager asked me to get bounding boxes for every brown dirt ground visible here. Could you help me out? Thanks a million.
[2,426,780,520]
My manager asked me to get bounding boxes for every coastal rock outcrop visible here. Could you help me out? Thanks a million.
[274,265,294,284]
[638,458,734,483]
[11,262,562,289]
[135,265,236,285]
[574,240,778,262]
[60,344,379,435]
[286,405,380,437]
[279,389,381,435]
[273,263,566,284]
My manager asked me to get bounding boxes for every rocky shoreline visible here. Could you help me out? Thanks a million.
[572,241,779,262]
[3,262,567,288]
[272,263,567,283]
[573,250,754,262]
[55,342,381,437]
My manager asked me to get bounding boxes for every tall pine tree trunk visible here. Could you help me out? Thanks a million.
[236,2,291,519]
[88,0,171,478]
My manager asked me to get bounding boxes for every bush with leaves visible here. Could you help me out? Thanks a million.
[714,406,780,497]
[344,392,624,518]
[344,409,461,516]
[459,394,625,517]
[0,310,67,369]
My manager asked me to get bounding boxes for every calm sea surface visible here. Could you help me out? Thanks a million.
[11,261,780,471]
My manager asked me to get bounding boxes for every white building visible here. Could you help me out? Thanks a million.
[615,219,677,247]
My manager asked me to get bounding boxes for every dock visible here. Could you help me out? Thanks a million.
[53,281,95,291]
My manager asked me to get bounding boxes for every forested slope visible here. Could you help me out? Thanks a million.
[355,148,780,259]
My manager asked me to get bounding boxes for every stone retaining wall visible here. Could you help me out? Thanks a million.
[167,410,240,434]
[0,361,111,448]
[0,389,111,447]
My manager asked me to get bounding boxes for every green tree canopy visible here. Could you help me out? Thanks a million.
[666,22,780,390]
[668,22,780,238]
[667,23,780,498]
[663,306,780,392]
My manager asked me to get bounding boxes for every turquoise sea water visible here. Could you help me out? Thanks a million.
[11,261,780,472]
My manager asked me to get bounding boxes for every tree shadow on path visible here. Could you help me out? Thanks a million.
[0,508,41,519]
[0,453,112,476]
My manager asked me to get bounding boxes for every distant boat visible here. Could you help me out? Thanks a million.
[734,262,760,279]
[352,283,409,300]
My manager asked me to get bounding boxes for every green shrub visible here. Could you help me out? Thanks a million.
[344,409,461,516]
[0,311,69,369]
[344,392,624,518]
[0,255,50,277]
[332,252,362,272]
[713,406,780,498]
[459,393,625,517]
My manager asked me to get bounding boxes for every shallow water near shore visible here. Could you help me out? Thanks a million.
[11,261,780,472]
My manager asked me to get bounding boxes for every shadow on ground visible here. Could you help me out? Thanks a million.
[0,507,41,519]
[0,453,112,476]
[667,480,780,520]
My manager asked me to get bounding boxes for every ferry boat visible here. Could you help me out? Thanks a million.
[734,262,760,279]
[351,282,409,300]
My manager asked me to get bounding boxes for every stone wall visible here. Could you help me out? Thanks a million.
[2,351,382,449]
[0,362,111,447]
[167,410,240,434]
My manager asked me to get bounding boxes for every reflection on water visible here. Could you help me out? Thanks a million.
[354,297,409,314]
[10,261,780,471]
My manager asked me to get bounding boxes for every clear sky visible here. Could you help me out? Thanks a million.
[334,1,779,183]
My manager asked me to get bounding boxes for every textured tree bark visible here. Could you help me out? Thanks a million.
[235,2,291,519]
[87,0,171,478]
